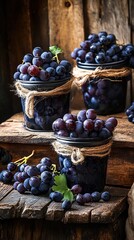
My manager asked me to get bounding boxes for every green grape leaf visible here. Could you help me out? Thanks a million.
[52,174,74,202]
[49,46,63,56]
[63,189,74,202]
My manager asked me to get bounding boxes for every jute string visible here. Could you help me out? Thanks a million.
[72,66,131,87]
[52,139,113,165]
[15,78,73,118]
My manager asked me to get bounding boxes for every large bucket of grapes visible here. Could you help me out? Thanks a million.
[52,109,117,193]
[71,31,132,115]
[14,46,73,131]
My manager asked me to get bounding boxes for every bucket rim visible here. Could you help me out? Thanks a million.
[54,135,112,147]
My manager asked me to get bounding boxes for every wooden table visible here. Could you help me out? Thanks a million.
[0,182,129,240]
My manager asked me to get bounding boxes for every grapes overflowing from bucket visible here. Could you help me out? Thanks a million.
[52,109,118,140]
[71,31,134,67]
[13,46,72,82]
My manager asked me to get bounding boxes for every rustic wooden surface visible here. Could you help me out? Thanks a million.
[0,0,134,123]
[0,183,128,222]
[0,112,134,188]
[0,184,129,240]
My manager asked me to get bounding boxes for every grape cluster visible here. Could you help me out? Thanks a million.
[126,102,134,123]
[52,109,118,140]
[0,156,54,195]
[13,46,72,82]
[71,31,134,66]
[0,147,12,165]
[0,151,112,210]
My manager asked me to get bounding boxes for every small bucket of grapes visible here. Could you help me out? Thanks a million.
[14,46,73,131]
[71,31,132,115]
[52,109,118,193]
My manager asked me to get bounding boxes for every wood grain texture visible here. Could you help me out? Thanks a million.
[5,0,32,115]
[29,0,49,49]
[0,185,128,240]
[48,0,84,63]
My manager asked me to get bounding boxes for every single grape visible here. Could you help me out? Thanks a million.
[86,109,97,120]
[7,162,17,172]
[83,193,92,203]
[91,191,101,202]
[41,171,52,183]
[62,200,72,210]
[29,176,41,188]
[27,65,40,77]
[71,184,82,194]
[40,157,52,167]
[27,165,40,177]
[17,183,26,194]
[49,191,63,202]
[83,119,94,132]
[77,110,87,122]
[33,47,43,57]
[101,191,111,201]
[76,193,84,205]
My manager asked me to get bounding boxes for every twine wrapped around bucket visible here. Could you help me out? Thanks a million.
[52,139,113,165]
[72,66,131,88]
[15,78,73,118]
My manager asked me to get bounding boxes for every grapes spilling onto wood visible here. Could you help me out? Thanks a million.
[0,150,112,210]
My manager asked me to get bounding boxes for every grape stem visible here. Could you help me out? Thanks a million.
[14,150,35,165]
[52,55,59,64]
[51,164,59,174]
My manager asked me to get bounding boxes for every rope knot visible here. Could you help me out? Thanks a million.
[71,148,84,165]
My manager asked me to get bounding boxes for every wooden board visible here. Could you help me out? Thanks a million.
[0,183,128,222]
[0,184,129,240]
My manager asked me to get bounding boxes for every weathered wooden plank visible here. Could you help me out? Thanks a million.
[107,147,134,187]
[29,0,49,49]
[5,0,32,114]
[0,1,13,123]
[48,0,84,63]
[45,201,65,221]
[84,0,130,45]
[46,186,128,224]
[0,182,13,201]
[0,188,51,219]
[91,197,127,223]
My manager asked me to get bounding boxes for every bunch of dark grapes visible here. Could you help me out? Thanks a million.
[52,109,118,140]
[71,31,134,67]
[0,147,12,165]
[13,46,72,82]
[126,102,134,123]
[0,154,55,195]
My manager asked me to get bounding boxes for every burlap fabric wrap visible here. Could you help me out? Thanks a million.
[14,78,73,118]
[72,66,131,88]
[52,138,113,165]
[126,183,134,240]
